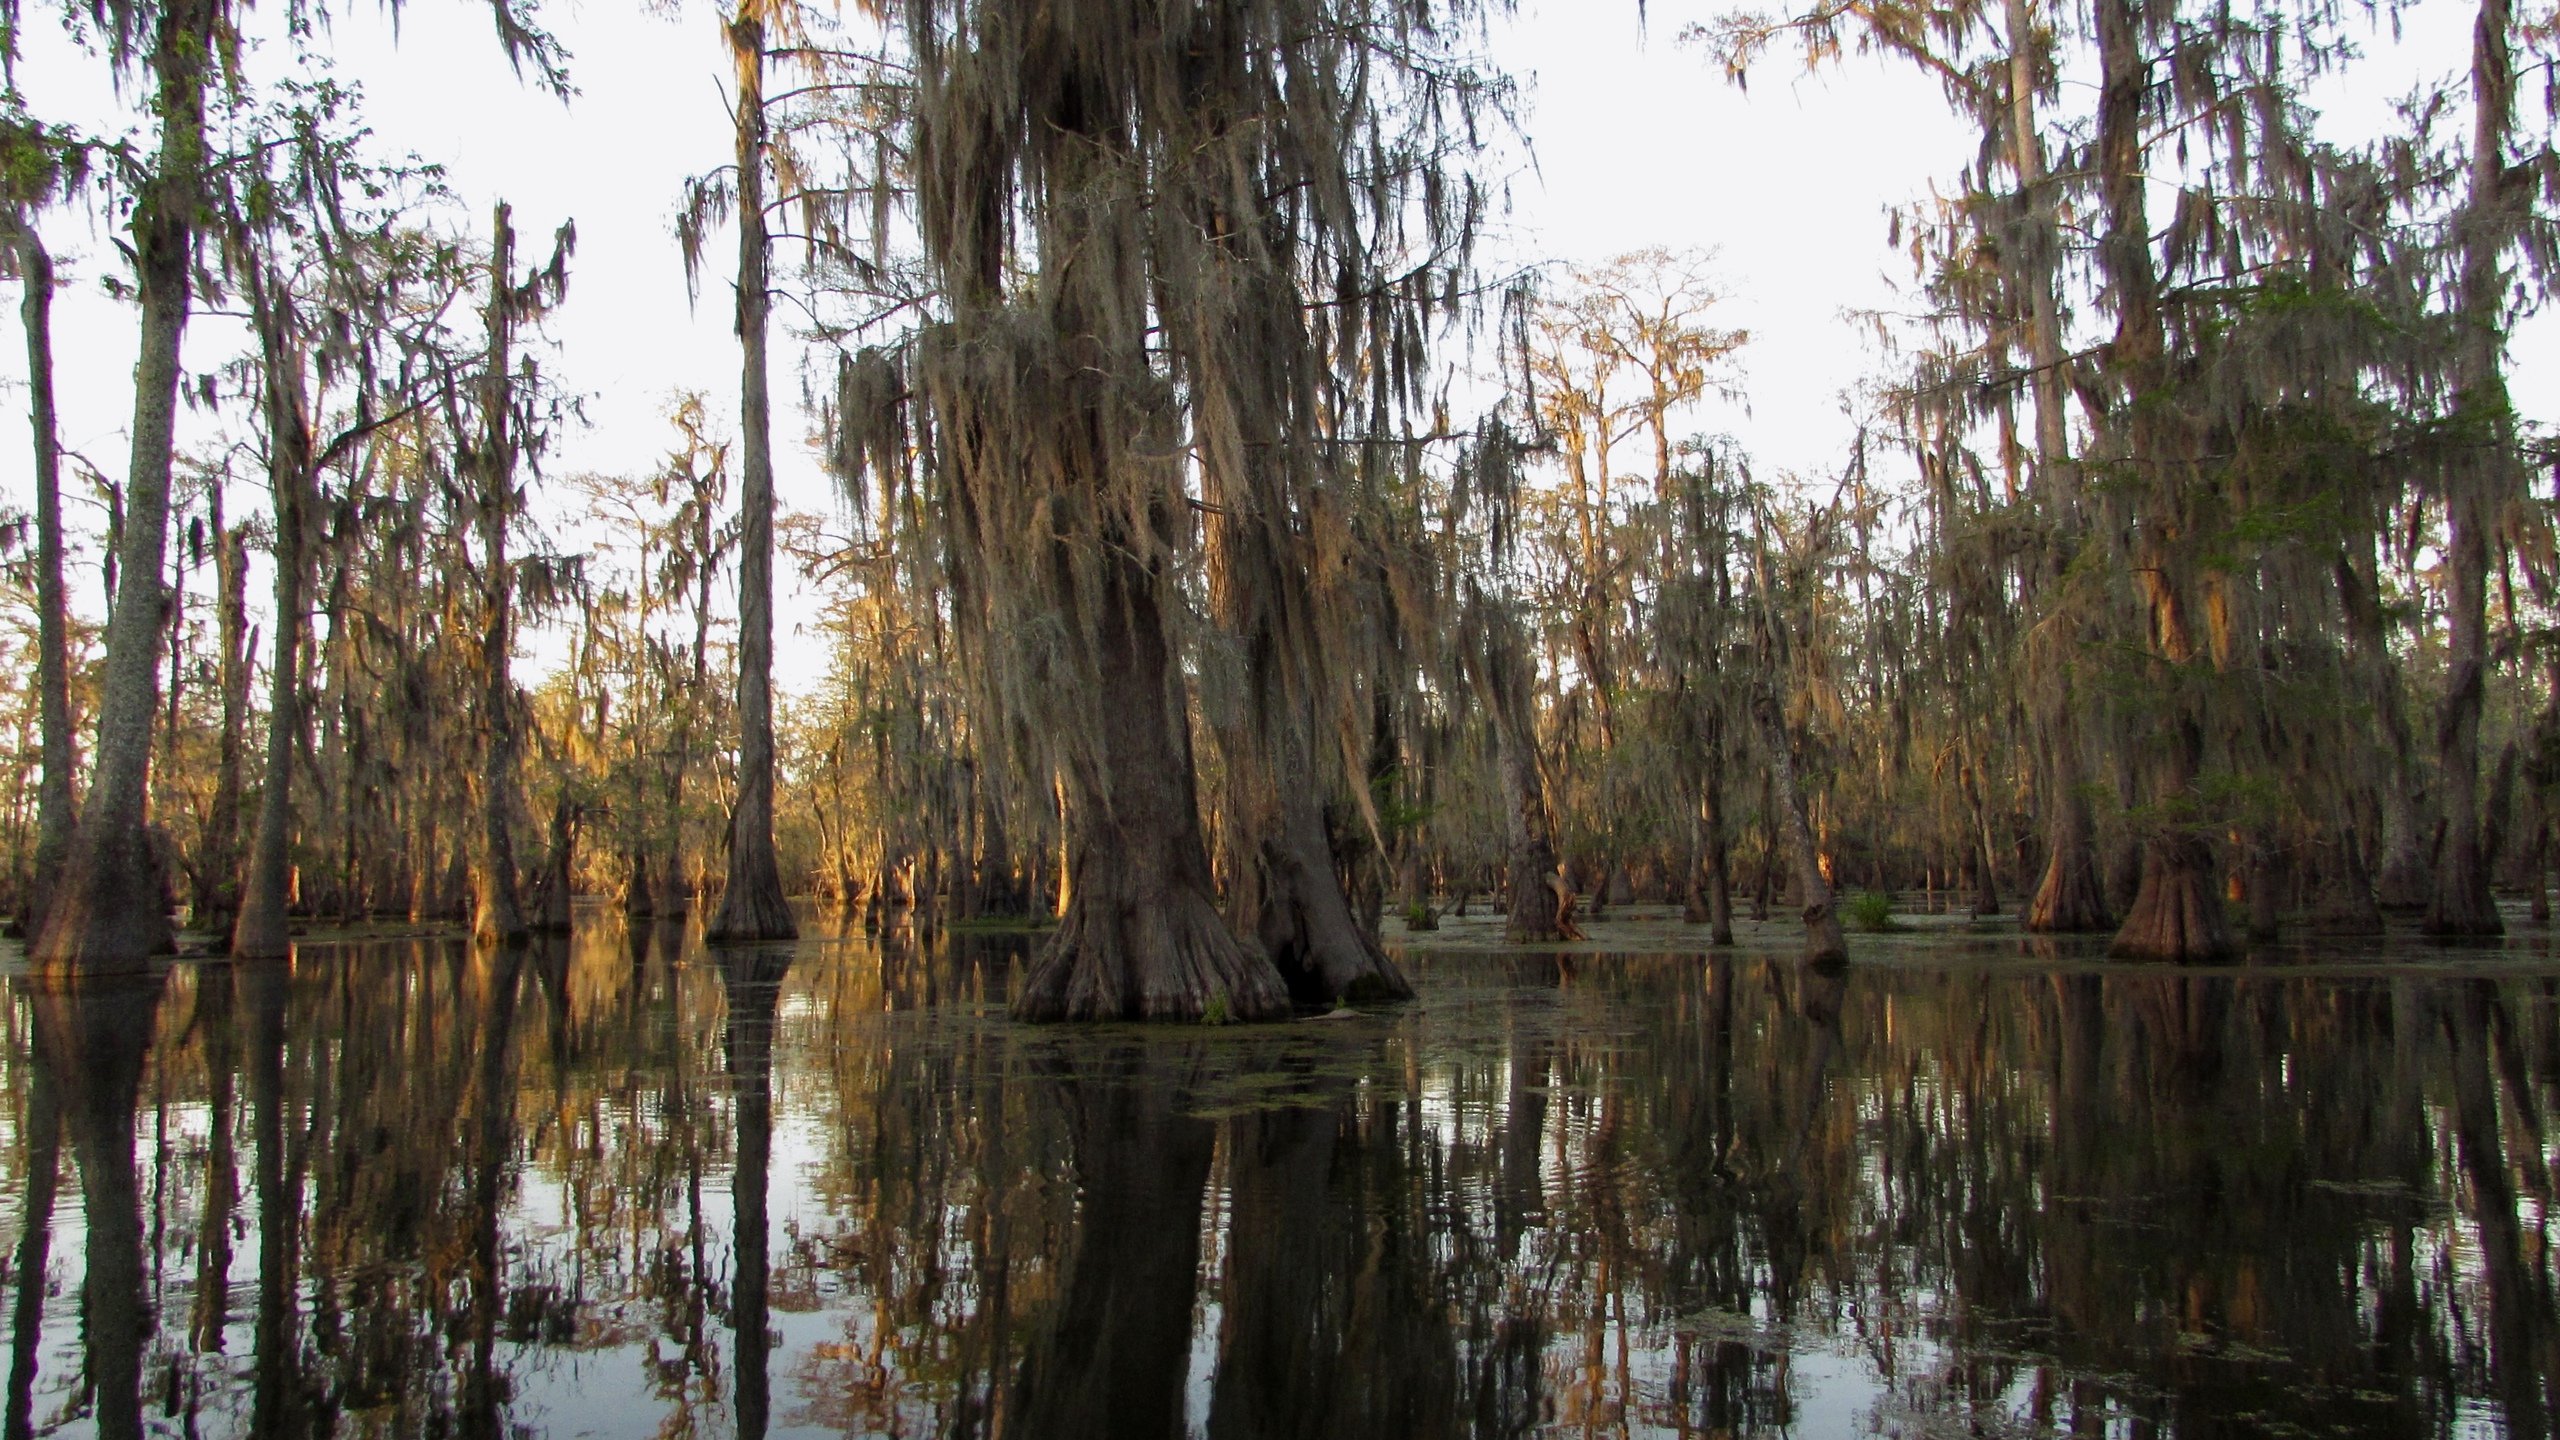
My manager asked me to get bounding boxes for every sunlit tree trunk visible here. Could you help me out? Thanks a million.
[708,0,799,943]
[32,0,224,969]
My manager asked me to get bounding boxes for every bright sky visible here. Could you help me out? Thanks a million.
[2,0,2548,694]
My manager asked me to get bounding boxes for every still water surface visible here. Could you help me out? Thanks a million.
[1,914,2555,1438]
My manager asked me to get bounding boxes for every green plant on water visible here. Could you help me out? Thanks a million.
[1846,891,1905,933]
[1202,988,1232,1027]
[1404,901,1440,932]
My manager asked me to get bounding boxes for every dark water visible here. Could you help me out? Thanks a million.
[2,915,2557,1438]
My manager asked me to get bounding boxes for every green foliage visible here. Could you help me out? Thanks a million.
[1846,891,1904,933]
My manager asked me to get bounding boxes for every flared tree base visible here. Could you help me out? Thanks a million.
[2421,855,2503,938]
[2108,838,2235,962]
[31,832,174,974]
[2026,843,2114,934]
[709,809,799,943]
[1016,882,1291,1023]
[1249,820,1412,1006]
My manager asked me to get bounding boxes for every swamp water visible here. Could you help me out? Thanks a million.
[0,911,2555,1438]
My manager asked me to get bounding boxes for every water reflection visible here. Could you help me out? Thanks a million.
[0,918,2553,1438]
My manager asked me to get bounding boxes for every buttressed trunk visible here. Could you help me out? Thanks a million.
[707,0,797,944]
[2008,0,2111,938]
[33,0,224,970]
[1014,551,1293,1023]
[1236,718,1411,1006]
[2095,0,2230,963]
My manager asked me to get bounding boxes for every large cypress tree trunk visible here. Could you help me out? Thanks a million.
[2427,0,2521,938]
[2095,0,2232,963]
[1237,719,1411,1005]
[708,0,799,945]
[5,219,77,934]
[1016,553,1292,1021]
[33,0,221,970]
[1212,523,1411,1004]
[2008,0,2112,936]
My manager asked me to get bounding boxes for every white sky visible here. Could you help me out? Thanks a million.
[1,0,2548,694]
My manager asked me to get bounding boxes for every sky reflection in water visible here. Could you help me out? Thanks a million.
[1,914,2555,1438]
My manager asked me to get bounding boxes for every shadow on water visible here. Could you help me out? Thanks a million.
[0,910,2554,1437]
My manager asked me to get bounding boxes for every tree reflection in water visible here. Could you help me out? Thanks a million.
[0,921,2553,1438]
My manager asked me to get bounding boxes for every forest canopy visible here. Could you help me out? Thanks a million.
[1,0,2557,1017]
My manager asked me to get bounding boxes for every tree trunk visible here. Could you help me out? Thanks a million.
[1755,693,1847,965]
[1014,555,1291,1022]
[530,799,575,933]
[472,205,528,950]
[233,439,305,960]
[1488,638,1564,944]
[5,219,76,934]
[2427,0,2520,938]
[2007,0,2111,937]
[199,495,249,934]
[31,0,220,970]
[1244,739,1412,1005]
[708,1,799,945]
[2095,0,2232,964]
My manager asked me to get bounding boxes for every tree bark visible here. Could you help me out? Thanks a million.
[2007,0,2112,937]
[1243,732,1412,1005]
[2427,0,2520,938]
[233,421,306,958]
[1755,692,1847,965]
[4,218,76,934]
[1014,553,1292,1022]
[200,493,249,933]
[1482,622,1565,944]
[708,0,800,945]
[31,0,221,970]
[2095,0,2232,963]
[472,205,529,950]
